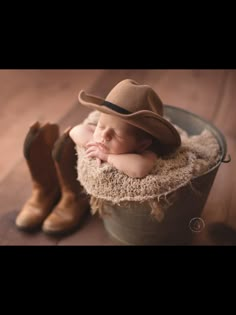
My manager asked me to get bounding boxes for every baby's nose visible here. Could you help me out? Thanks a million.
[102,130,111,142]
[102,135,111,142]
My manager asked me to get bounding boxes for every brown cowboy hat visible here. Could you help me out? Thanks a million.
[78,79,181,153]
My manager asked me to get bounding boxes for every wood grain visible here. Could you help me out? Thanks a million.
[146,69,227,119]
[0,70,103,182]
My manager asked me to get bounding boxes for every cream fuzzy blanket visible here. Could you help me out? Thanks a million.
[76,111,220,220]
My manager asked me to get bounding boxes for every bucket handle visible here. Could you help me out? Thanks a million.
[222,154,231,163]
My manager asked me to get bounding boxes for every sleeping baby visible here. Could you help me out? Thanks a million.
[70,78,181,178]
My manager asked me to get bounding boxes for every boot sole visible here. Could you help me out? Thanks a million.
[16,223,42,233]
[42,210,89,236]
[42,224,80,237]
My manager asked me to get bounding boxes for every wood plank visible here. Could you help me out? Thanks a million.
[0,70,103,182]
[0,71,104,245]
[192,125,236,244]
[202,136,235,223]
[0,161,61,245]
[213,70,236,138]
[212,70,236,236]
[58,214,120,246]
[85,69,149,95]
[0,70,43,105]
[146,69,227,120]
[196,70,236,245]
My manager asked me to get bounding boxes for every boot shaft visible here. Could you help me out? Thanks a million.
[24,122,60,191]
[52,130,82,195]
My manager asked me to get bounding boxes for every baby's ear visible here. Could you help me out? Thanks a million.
[137,138,153,153]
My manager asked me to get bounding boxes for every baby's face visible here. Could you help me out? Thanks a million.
[93,113,141,154]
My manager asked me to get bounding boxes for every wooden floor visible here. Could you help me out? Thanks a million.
[0,69,235,245]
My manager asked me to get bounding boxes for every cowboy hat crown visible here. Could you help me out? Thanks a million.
[105,79,164,116]
[78,79,181,153]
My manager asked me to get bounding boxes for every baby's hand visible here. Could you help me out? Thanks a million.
[85,143,109,163]
[85,141,97,148]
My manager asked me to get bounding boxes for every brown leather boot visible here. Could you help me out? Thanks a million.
[42,128,90,235]
[16,122,61,231]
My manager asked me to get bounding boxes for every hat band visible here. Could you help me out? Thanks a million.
[102,101,131,115]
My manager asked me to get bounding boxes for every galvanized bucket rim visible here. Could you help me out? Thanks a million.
[164,104,228,180]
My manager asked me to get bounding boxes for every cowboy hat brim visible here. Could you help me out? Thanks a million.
[78,91,181,152]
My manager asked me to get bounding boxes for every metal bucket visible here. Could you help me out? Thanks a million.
[102,105,229,245]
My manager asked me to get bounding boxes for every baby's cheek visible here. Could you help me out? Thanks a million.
[92,130,99,142]
[112,141,127,154]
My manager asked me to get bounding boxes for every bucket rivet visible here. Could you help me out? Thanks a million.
[222,154,231,163]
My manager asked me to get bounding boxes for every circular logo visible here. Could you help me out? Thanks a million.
[189,217,205,233]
